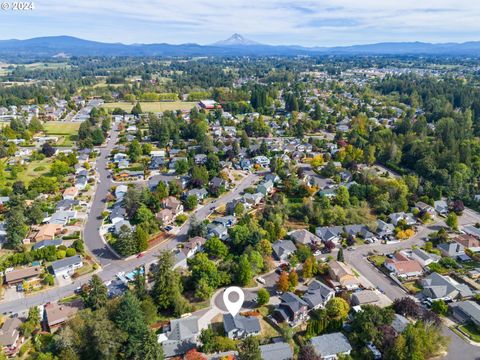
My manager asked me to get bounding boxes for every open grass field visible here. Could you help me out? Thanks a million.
[102,101,197,113]
[44,121,81,135]
[16,158,53,184]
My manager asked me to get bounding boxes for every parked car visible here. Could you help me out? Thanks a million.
[256,276,266,285]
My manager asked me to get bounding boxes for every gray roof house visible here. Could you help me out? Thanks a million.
[110,206,126,224]
[257,180,274,195]
[273,292,309,326]
[223,314,261,339]
[289,229,322,245]
[437,242,465,258]
[158,316,200,358]
[351,290,380,306]
[411,248,440,267]
[32,239,62,250]
[434,200,449,216]
[207,223,228,240]
[388,212,416,226]
[272,240,297,261]
[51,255,83,277]
[260,342,293,360]
[391,314,410,334]
[376,219,395,238]
[462,225,480,239]
[420,272,473,301]
[186,188,208,201]
[310,332,352,359]
[302,280,335,310]
[450,301,480,327]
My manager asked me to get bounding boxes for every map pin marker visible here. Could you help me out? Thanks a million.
[223,286,245,317]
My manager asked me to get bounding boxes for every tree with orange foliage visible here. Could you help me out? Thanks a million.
[184,348,207,360]
[276,271,290,293]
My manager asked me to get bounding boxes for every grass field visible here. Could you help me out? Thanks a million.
[102,101,197,113]
[44,121,81,135]
[17,158,53,183]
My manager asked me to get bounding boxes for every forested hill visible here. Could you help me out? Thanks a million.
[2,36,480,58]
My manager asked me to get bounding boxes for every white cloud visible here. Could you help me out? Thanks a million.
[2,0,480,45]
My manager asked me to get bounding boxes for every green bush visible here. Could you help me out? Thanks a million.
[56,250,66,259]
[44,274,55,286]
[33,166,46,172]
[66,248,77,257]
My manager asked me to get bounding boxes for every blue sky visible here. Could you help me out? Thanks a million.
[1,0,480,46]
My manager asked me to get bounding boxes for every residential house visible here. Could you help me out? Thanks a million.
[4,266,42,285]
[156,209,174,225]
[209,177,226,193]
[414,202,435,217]
[421,272,473,301]
[63,187,78,200]
[450,301,480,327]
[51,255,83,277]
[34,224,62,242]
[206,223,228,240]
[272,240,297,261]
[461,225,480,239]
[157,316,200,358]
[174,237,206,269]
[310,332,352,360]
[316,227,342,244]
[453,234,480,252]
[328,261,360,290]
[114,219,133,234]
[242,192,264,206]
[391,314,410,334]
[75,176,88,190]
[375,219,395,239]
[253,156,270,167]
[55,199,79,212]
[47,210,76,225]
[434,200,449,216]
[212,216,237,228]
[257,180,274,196]
[384,252,423,278]
[302,280,335,310]
[437,242,465,259]
[186,188,208,201]
[0,317,23,356]
[273,292,309,326]
[163,196,184,215]
[411,248,440,267]
[110,205,126,225]
[289,229,322,246]
[194,154,207,165]
[44,300,83,331]
[115,185,128,201]
[32,239,62,250]
[388,212,416,226]
[223,314,261,339]
[260,342,293,360]
[351,290,380,306]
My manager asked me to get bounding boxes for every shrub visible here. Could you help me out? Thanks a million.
[66,248,77,257]
[44,274,54,286]
[56,250,66,259]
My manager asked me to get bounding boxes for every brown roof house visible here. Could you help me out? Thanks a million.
[44,300,83,331]
[156,209,174,225]
[0,317,23,356]
[4,266,42,285]
[454,234,480,251]
[34,224,63,242]
[328,260,360,290]
[162,196,184,216]
[384,252,423,279]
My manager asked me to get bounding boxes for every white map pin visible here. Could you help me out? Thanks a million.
[223,286,245,317]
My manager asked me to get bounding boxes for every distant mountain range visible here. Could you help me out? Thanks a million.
[1,34,480,58]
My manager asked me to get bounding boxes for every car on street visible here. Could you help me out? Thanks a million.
[256,276,266,284]
[136,253,144,258]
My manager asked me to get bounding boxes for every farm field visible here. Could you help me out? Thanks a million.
[44,121,81,135]
[102,101,197,112]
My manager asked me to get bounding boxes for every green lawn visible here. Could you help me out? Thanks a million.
[404,281,422,294]
[369,255,387,267]
[102,101,197,113]
[44,121,80,135]
[3,158,53,185]
[459,323,480,342]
